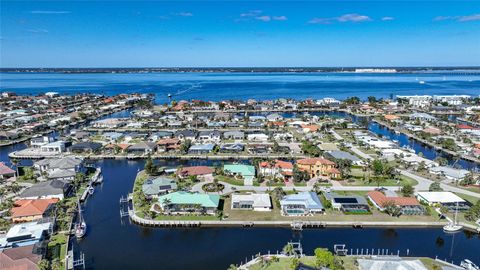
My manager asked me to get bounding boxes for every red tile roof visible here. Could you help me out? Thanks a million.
[177,166,213,176]
[0,244,41,270]
[297,158,335,166]
[368,190,420,207]
[457,124,473,130]
[11,198,59,219]
[259,160,293,169]
[0,162,15,175]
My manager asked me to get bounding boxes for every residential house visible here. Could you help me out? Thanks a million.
[34,157,84,181]
[296,158,340,179]
[142,177,178,198]
[156,138,181,152]
[367,190,424,215]
[177,166,214,179]
[219,143,244,153]
[40,141,66,153]
[280,192,324,216]
[409,112,436,122]
[0,244,42,270]
[0,162,15,180]
[155,191,220,215]
[0,131,19,141]
[223,164,256,185]
[429,166,470,182]
[231,193,272,211]
[0,220,52,249]
[223,130,244,140]
[69,141,103,153]
[102,132,124,142]
[150,131,173,141]
[188,143,215,154]
[174,130,197,141]
[327,150,363,166]
[197,130,221,142]
[247,133,269,142]
[11,199,59,223]
[127,142,157,155]
[258,160,293,179]
[324,192,370,213]
[416,192,469,211]
[19,180,71,200]
[30,136,54,148]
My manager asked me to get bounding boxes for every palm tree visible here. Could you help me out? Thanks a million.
[8,183,21,195]
[10,158,19,178]
[162,198,172,213]
[283,243,296,256]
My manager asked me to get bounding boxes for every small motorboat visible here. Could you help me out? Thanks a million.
[88,186,94,195]
[419,80,425,84]
[75,221,87,239]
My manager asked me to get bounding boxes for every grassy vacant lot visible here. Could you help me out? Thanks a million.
[344,169,418,187]
[47,233,67,268]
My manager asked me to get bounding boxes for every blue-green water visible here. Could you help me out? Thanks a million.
[1,72,479,103]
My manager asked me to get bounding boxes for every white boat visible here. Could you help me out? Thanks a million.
[92,168,103,184]
[419,80,425,84]
[443,202,463,233]
[460,259,480,270]
[88,186,94,195]
[75,201,87,239]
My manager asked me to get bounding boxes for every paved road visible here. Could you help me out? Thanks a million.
[191,180,400,194]
[400,170,480,199]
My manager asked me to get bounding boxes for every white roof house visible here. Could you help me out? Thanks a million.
[231,193,272,211]
[429,166,470,181]
[416,192,465,205]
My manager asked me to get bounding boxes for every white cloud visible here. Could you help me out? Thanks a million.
[256,15,271,22]
[28,28,49,33]
[434,14,480,22]
[309,13,372,24]
[30,10,71,14]
[175,12,193,17]
[381,16,395,21]
[337,13,372,22]
[273,16,288,21]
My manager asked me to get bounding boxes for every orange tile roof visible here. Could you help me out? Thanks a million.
[297,158,335,166]
[259,160,293,169]
[11,198,59,218]
[157,138,180,145]
[367,191,419,207]
[177,166,213,176]
[384,114,399,120]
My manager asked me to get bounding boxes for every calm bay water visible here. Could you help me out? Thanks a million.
[1,72,479,103]
[1,72,480,269]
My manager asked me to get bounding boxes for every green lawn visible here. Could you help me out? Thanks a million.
[341,172,417,187]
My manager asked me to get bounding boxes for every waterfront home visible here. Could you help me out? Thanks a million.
[188,143,215,154]
[401,154,438,168]
[223,130,244,140]
[92,118,125,128]
[155,191,220,215]
[396,95,432,108]
[20,180,71,200]
[197,130,221,142]
[0,130,20,141]
[124,132,148,142]
[102,132,124,142]
[174,130,197,141]
[231,193,272,211]
[150,131,173,141]
[177,166,214,179]
[266,113,283,122]
[142,177,178,198]
[383,114,400,121]
[127,141,157,155]
[296,158,340,179]
[0,220,51,249]
[34,157,84,181]
[30,136,54,148]
[247,133,269,141]
[0,244,42,270]
[327,150,364,166]
[11,198,59,223]
[367,190,424,215]
[324,192,370,213]
[0,162,16,180]
[70,141,103,153]
[223,164,256,185]
[258,160,293,179]
[280,192,324,216]
[409,112,437,122]
[40,141,66,153]
[156,138,181,152]
[416,192,469,211]
[428,166,470,182]
[219,143,244,153]
[300,124,320,133]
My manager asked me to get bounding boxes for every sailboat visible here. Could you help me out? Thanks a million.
[443,202,462,233]
[75,201,87,239]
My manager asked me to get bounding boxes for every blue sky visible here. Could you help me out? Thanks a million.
[1,1,479,67]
